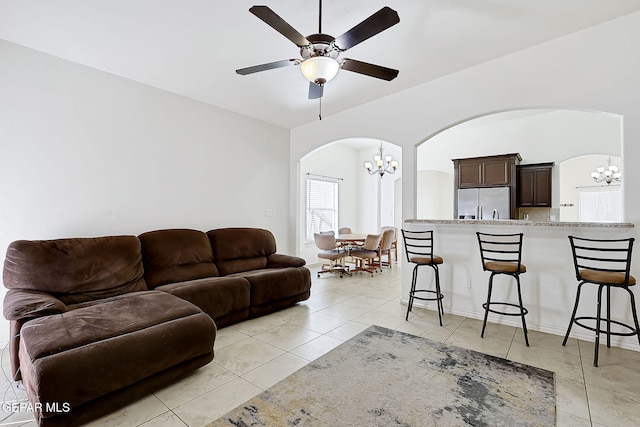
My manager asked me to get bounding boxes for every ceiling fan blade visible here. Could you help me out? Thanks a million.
[333,7,399,51]
[341,58,398,81]
[236,59,300,75]
[308,82,324,99]
[249,6,311,48]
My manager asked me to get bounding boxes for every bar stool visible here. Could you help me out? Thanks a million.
[476,232,529,346]
[563,236,639,367]
[401,229,445,326]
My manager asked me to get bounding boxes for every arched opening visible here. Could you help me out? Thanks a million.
[416,108,622,222]
[298,138,402,263]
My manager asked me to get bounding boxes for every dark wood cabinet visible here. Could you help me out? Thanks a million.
[453,153,521,189]
[452,153,521,219]
[457,160,483,187]
[483,157,511,186]
[517,163,554,207]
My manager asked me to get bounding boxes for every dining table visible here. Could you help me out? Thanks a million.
[335,233,367,245]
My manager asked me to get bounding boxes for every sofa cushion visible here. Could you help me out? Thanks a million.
[267,253,306,268]
[230,267,311,307]
[207,228,276,276]
[139,229,219,288]
[18,291,215,421]
[3,236,146,305]
[3,289,66,322]
[156,276,250,323]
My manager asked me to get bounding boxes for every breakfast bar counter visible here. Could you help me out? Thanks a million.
[406,218,634,229]
[401,218,637,349]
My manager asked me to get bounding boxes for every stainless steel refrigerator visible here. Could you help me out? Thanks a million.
[457,187,510,219]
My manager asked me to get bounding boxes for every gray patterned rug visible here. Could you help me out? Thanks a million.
[209,325,555,426]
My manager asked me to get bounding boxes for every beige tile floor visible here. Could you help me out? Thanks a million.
[2,263,640,426]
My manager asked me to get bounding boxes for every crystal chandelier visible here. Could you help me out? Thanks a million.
[364,142,399,177]
[590,157,621,185]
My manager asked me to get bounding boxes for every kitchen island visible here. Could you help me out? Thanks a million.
[401,219,637,349]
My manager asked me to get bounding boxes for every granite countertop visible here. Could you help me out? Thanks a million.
[405,219,635,228]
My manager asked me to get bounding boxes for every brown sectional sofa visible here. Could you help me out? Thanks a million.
[2,227,311,427]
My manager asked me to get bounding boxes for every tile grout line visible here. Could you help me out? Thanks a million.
[576,340,595,427]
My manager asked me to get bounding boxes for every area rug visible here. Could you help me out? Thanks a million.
[209,325,555,426]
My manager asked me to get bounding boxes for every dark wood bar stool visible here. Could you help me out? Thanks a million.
[401,229,444,326]
[563,236,639,367]
[476,232,529,346]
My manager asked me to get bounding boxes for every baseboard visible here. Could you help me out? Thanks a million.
[403,299,640,353]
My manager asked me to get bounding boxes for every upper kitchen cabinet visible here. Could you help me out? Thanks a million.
[517,163,554,207]
[453,153,522,188]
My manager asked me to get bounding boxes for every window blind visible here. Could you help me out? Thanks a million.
[306,176,339,241]
[579,188,621,222]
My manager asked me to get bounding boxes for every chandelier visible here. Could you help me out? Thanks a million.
[364,142,399,177]
[590,157,621,185]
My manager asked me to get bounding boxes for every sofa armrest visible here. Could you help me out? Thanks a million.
[267,253,306,268]
[3,289,66,322]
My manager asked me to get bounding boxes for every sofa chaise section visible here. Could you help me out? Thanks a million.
[3,236,216,427]
[3,235,148,380]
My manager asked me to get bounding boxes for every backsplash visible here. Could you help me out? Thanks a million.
[516,207,560,221]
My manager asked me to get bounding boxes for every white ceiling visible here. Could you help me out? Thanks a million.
[2,0,639,129]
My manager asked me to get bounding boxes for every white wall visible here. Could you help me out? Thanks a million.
[357,143,402,233]
[289,12,640,342]
[356,146,379,235]
[416,170,454,220]
[0,40,291,342]
[377,144,402,230]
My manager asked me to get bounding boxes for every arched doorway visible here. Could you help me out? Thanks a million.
[298,138,402,262]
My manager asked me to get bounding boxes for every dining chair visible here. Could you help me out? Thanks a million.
[377,228,396,269]
[314,232,350,278]
[350,234,382,277]
[380,226,398,263]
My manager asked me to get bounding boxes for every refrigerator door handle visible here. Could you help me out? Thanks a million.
[477,205,482,219]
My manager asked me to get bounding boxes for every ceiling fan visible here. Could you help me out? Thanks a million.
[235,1,400,101]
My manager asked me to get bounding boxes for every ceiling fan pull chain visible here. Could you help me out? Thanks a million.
[319,97,322,121]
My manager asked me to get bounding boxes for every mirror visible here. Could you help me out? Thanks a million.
[417,109,622,222]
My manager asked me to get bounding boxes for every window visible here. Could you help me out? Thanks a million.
[579,188,621,222]
[306,176,339,241]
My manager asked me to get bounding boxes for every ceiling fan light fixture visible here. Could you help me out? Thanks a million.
[300,56,339,85]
